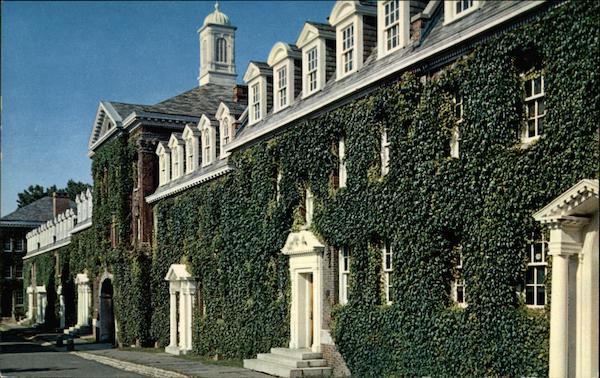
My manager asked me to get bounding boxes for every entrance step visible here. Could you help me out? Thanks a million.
[244,348,332,377]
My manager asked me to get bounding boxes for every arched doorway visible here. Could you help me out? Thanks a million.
[99,278,115,344]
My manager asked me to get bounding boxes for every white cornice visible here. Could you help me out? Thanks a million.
[226,1,546,153]
[534,179,599,221]
[146,165,232,204]
[22,237,71,260]
[70,219,92,235]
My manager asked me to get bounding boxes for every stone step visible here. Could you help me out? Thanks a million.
[257,353,327,368]
[270,347,323,360]
[243,358,332,378]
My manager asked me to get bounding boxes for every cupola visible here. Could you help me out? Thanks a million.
[198,2,237,87]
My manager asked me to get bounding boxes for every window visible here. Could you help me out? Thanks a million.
[172,148,179,178]
[15,264,23,279]
[525,230,548,307]
[455,0,474,15]
[16,290,24,305]
[203,130,211,165]
[339,138,347,188]
[160,156,166,185]
[3,238,11,252]
[450,94,463,158]
[307,47,318,93]
[384,0,400,52]
[381,129,390,176]
[342,24,354,74]
[277,66,288,109]
[186,140,194,172]
[251,83,261,122]
[523,73,546,140]
[4,265,12,279]
[216,37,227,63]
[452,246,466,306]
[14,239,24,251]
[305,189,314,226]
[383,241,393,304]
[276,170,282,203]
[222,118,230,146]
[339,247,350,305]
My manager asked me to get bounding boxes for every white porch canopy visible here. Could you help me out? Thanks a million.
[534,179,598,378]
[165,264,196,355]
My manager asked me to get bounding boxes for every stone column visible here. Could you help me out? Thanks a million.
[547,218,587,378]
[179,288,187,350]
[167,288,178,351]
[58,285,65,329]
[27,287,34,320]
[184,282,196,351]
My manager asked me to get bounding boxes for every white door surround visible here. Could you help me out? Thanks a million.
[75,273,91,328]
[282,230,325,352]
[165,264,196,355]
[534,179,598,378]
[34,285,47,324]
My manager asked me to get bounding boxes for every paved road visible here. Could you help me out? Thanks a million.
[0,328,144,377]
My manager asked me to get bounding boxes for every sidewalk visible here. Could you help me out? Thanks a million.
[75,348,272,378]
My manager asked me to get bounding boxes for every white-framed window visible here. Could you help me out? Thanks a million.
[160,156,167,184]
[525,230,547,307]
[186,140,194,172]
[339,246,350,305]
[277,65,288,109]
[450,94,463,158]
[222,118,231,145]
[251,83,261,122]
[276,170,282,203]
[455,0,474,15]
[172,147,179,178]
[3,238,11,252]
[202,129,212,165]
[339,138,347,188]
[523,73,546,140]
[381,129,390,176]
[452,246,466,306]
[305,189,314,226]
[342,24,354,74]
[445,0,479,24]
[14,238,24,251]
[383,241,393,304]
[307,47,318,93]
[384,0,400,52]
[216,37,227,63]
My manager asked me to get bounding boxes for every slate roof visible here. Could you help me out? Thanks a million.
[106,83,244,121]
[306,22,335,34]
[249,61,272,76]
[233,0,541,147]
[0,197,75,225]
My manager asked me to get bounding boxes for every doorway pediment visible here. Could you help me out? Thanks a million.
[165,264,193,282]
[282,230,325,256]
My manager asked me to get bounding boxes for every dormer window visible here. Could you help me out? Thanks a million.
[277,66,288,108]
[244,62,273,125]
[251,83,261,121]
[156,142,171,186]
[216,102,237,159]
[342,24,354,74]
[222,118,231,145]
[168,134,185,179]
[384,1,399,50]
[444,0,480,24]
[307,47,318,92]
[198,115,217,167]
[182,124,200,173]
[378,0,408,58]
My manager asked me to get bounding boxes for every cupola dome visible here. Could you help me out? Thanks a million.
[203,2,231,27]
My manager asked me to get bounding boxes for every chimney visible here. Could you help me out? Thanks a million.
[233,85,248,103]
[53,192,70,217]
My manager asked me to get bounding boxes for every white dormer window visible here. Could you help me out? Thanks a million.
[277,66,288,108]
[384,1,399,50]
[156,142,171,186]
[378,0,409,58]
[251,83,261,121]
[444,0,480,24]
[198,115,217,167]
[381,129,390,176]
[342,24,354,74]
[223,118,231,145]
[168,134,185,179]
[339,137,347,188]
[203,129,211,165]
[216,103,235,159]
[307,47,318,92]
[186,140,193,171]
[182,124,200,173]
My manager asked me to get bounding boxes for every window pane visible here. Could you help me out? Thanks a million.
[525,287,534,304]
[538,99,545,115]
[536,267,545,284]
[534,243,543,262]
[525,80,532,98]
[538,117,544,135]
[537,287,546,306]
[527,103,535,118]
[534,77,542,95]
[526,268,534,284]
[528,120,536,138]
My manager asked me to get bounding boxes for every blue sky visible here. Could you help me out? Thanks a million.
[1,0,335,216]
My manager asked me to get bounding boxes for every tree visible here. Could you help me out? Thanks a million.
[16,180,92,208]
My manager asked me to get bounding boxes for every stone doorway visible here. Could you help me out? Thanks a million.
[165,264,196,355]
[282,230,324,352]
[99,278,115,343]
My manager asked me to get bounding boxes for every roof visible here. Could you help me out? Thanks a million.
[231,1,545,150]
[0,197,75,226]
[203,2,231,28]
[306,22,335,34]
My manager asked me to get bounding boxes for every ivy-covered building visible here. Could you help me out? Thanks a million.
[23,1,598,377]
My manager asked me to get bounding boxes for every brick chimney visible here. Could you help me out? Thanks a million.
[233,85,248,103]
[53,192,70,217]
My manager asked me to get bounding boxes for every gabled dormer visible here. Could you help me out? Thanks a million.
[168,134,185,180]
[216,102,237,159]
[243,62,273,125]
[296,22,336,98]
[198,114,217,166]
[156,142,171,186]
[267,42,302,113]
[377,0,410,58]
[329,0,377,80]
[182,124,201,173]
[88,101,124,151]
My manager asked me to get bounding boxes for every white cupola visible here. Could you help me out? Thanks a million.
[198,2,237,87]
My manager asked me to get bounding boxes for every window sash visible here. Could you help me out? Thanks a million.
[524,75,546,139]
[278,66,288,108]
[340,247,350,304]
[307,48,318,92]
[525,232,548,306]
[251,83,261,120]
[455,0,474,15]
[342,24,354,73]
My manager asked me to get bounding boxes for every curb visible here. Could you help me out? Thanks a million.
[71,351,189,378]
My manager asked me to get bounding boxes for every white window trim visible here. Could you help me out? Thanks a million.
[450,94,463,158]
[521,73,546,144]
[377,0,409,58]
[219,116,234,159]
[339,137,347,188]
[382,241,393,305]
[524,232,548,309]
[305,189,314,227]
[273,60,294,113]
[336,17,362,79]
[452,247,467,307]
[381,129,390,176]
[444,0,481,25]
[248,78,267,125]
[339,247,350,305]
[3,238,12,252]
[198,116,217,167]
[302,40,325,98]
